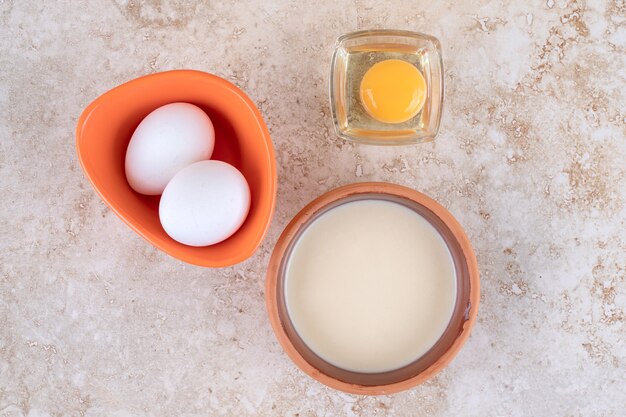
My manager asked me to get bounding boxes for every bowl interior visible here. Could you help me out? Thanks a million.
[76,70,276,267]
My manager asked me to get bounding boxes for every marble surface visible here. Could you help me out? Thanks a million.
[1,0,625,416]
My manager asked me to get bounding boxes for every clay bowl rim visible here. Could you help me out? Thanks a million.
[75,69,277,268]
[265,182,480,395]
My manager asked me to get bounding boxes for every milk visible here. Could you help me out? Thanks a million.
[285,199,457,373]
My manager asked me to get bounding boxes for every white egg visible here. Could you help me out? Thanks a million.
[125,102,215,195]
[159,160,251,247]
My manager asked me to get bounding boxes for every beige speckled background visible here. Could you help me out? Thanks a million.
[1,1,625,416]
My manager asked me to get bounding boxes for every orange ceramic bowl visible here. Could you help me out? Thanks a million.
[266,183,479,395]
[76,70,277,267]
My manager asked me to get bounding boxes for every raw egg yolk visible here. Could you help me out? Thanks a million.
[359,59,427,124]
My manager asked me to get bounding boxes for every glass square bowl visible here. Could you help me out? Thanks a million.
[329,30,444,145]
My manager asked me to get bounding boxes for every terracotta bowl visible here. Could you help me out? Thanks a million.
[76,70,276,267]
[266,182,479,395]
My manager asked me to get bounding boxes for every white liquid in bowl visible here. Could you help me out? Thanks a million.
[285,199,457,373]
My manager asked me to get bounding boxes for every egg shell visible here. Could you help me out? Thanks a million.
[159,160,251,247]
[125,102,215,195]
